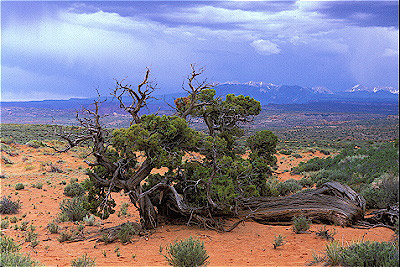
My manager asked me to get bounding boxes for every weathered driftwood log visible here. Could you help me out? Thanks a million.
[365,204,399,227]
[239,182,366,226]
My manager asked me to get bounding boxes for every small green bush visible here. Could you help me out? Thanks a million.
[341,241,399,267]
[31,183,43,189]
[25,140,43,148]
[1,220,10,229]
[161,236,209,267]
[0,234,20,254]
[57,231,73,243]
[19,221,29,231]
[299,177,314,188]
[315,226,336,241]
[292,215,311,234]
[276,179,302,196]
[324,241,343,266]
[2,156,14,165]
[64,183,85,197]
[59,197,88,222]
[292,153,303,159]
[71,253,96,267]
[117,222,140,243]
[15,183,24,190]
[0,196,20,214]
[47,222,60,234]
[83,214,97,226]
[273,234,285,249]
[319,149,330,155]
[0,234,38,267]
[280,150,292,155]
[9,216,18,224]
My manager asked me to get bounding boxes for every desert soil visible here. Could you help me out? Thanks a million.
[0,145,395,266]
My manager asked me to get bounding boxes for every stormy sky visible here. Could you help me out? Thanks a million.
[1,0,398,101]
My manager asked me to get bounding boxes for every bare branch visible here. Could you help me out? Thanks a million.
[111,68,157,125]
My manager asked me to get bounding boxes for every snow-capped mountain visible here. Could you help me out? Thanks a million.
[347,84,399,94]
[214,81,398,104]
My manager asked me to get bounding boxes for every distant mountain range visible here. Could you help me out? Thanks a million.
[212,82,398,105]
[1,83,398,112]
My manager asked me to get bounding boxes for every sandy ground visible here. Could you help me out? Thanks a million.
[0,144,395,266]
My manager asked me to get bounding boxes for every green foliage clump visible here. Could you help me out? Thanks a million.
[299,177,314,188]
[276,179,302,196]
[2,156,14,165]
[71,253,96,267]
[292,215,311,234]
[292,153,303,158]
[160,236,209,267]
[0,234,38,267]
[273,234,286,249]
[1,220,10,229]
[360,173,399,209]
[292,142,399,208]
[47,222,60,234]
[340,241,398,267]
[15,183,24,190]
[59,197,89,222]
[279,150,292,155]
[25,140,43,148]
[0,196,20,214]
[31,182,43,189]
[117,222,140,243]
[64,183,85,197]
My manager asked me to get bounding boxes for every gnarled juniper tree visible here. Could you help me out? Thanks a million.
[52,65,278,230]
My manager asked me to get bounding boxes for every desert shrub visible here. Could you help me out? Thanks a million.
[324,241,343,266]
[292,215,311,233]
[0,234,38,267]
[59,197,88,222]
[47,222,60,234]
[118,203,129,217]
[117,222,140,243]
[64,183,85,197]
[299,177,314,188]
[31,183,43,189]
[2,156,14,165]
[294,143,399,189]
[0,234,20,254]
[160,236,209,267]
[71,253,96,267]
[50,164,63,173]
[0,137,14,145]
[57,231,74,243]
[83,214,97,226]
[280,150,292,155]
[319,149,330,155]
[25,140,43,148]
[276,179,302,196]
[361,173,399,209]
[292,153,303,159]
[340,241,398,267]
[1,220,10,229]
[9,216,18,223]
[315,226,336,241]
[19,221,29,231]
[15,183,24,190]
[0,196,20,214]
[273,234,285,249]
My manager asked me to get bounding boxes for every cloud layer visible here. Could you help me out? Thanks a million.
[2,0,398,101]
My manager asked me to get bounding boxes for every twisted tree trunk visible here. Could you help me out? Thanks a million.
[151,182,366,229]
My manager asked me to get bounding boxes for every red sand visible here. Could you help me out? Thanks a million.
[1,145,394,266]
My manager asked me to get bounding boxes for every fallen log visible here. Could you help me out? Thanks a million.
[239,182,366,226]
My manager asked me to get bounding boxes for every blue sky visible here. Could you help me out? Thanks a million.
[1,0,399,101]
